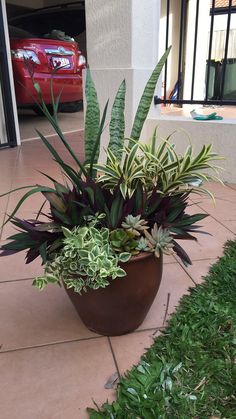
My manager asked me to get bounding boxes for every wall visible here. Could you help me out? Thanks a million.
[85,0,161,161]
[0,84,7,145]
[144,117,236,183]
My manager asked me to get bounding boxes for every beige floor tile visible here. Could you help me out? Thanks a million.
[220,220,236,234]
[0,196,9,212]
[185,202,207,215]
[190,182,236,202]
[11,176,56,188]
[182,258,218,284]
[197,199,236,221]
[0,178,13,191]
[111,330,159,375]
[163,254,176,264]
[0,149,18,167]
[13,165,63,181]
[18,109,84,140]
[7,188,49,212]
[0,280,99,351]
[0,338,115,419]
[0,165,17,182]
[0,244,43,281]
[179,217,235,260]
[138,263,193,330]
[226,183,236,192]
[0,213,5,240]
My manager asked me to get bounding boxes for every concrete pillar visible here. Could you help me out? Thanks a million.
[0,0,20,145]
[85,0,161,161]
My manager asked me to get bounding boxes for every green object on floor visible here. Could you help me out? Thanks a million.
[88,240,236,418]
[191,109,223,120]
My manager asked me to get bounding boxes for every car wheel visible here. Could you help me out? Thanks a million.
[60,101,83,113]
[32,105,54,116]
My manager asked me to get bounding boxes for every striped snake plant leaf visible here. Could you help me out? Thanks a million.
[89,99,109,177]
[130,47,171,145]
[84,69,100,164]
[108,79,126,162]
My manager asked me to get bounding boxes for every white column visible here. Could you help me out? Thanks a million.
[1,0,20,145]
[85,0,161,161]
[0,84,7,145]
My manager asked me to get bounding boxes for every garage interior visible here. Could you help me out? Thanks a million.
[6,0,86,142]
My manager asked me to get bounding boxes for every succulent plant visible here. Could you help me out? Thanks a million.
[110,229,139,254]
[136,237,150,252]
[121,214,148,236]
[144,224,174,258]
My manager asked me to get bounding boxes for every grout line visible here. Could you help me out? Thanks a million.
[107,337,121,379]
[21,129,84,142]
[0,277,34,284]
[171,253,198,286]
[162,293,171,326]
[225,183,236,193]
[0,334,105,355]
[193,201,236,235]
[178,263,198,285]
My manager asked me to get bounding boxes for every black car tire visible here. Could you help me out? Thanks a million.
[32,105,54,116]
[60,100,83,113]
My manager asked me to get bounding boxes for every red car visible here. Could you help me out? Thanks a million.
[9,26,86,113]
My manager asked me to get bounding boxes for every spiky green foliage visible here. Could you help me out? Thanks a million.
[108,79,126,161]
[33,226,130,293]
[88,240,236,418]
[95,143,144,198]
[96,130,223,200]
[129,47,171,144]
[84,69,100,164]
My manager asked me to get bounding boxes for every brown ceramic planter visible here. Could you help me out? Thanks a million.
[64,252,163,336]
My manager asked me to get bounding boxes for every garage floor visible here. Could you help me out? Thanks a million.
[18,109,84,141]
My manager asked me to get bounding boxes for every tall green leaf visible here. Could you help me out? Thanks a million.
[89,100,109,177]
[108,79,126,162]
[130,47,171,145]
[84,69,100,163]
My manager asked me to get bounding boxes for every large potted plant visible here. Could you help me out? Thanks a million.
[0,48,222,335]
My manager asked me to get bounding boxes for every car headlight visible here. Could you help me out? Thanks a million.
[78,55,86,66]
[11,49,40,64]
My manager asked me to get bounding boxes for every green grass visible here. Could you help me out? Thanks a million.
[88,241,236,419]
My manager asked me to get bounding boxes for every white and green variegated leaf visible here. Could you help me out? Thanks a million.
[130,47,171,145]
[84,69,100,164]
[108,79,126,162]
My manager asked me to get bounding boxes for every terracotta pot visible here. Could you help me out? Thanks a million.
[64,252,163,336]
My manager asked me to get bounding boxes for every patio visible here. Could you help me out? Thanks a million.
[0,135,235,419]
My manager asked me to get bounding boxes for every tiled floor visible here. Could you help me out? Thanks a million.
[0,137,235,418]
[18,109,84,141]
